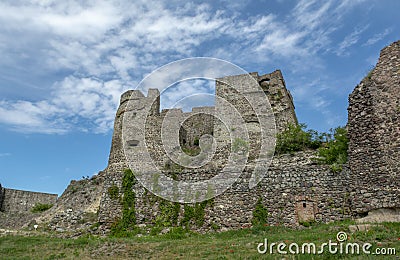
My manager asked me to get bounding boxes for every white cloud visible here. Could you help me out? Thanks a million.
[160,79,215,110]
[0,76,128,134]
[336,25,369,56]
[0,0,370,134]
[0,153,11,157]
[292,0,333,31]
[363,28,392,46]
[256,30,306,57]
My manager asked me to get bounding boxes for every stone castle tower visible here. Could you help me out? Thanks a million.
[98,70,298,225]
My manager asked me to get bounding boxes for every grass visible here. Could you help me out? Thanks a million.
[0,221,399,259]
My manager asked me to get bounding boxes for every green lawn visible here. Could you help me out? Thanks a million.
[0,221,399,259]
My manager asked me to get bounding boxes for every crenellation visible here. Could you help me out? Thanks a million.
[97,44,399,232]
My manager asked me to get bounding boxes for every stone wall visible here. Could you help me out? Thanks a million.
[1,188,57,213]
[180,107,215,147]
[130,151,351,230]
[0,184,4,211]
[4,41,400,232]
[0,184,58,229]
[257,70,298,132]
[347,40,400,215]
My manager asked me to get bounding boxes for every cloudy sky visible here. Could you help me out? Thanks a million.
[0,0,398,194]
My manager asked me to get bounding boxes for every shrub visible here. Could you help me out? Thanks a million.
[275,123,323,154]
[181,200,212,228]
[252,198,268,227]
[31,203,53,213]
[317,126,348,172]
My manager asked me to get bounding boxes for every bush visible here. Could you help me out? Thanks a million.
[317,126,348,172]
[275,123,323,154]
[31,203,53,213]
[252,198,268,227]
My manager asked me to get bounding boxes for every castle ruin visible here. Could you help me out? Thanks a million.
[1,41,399,232]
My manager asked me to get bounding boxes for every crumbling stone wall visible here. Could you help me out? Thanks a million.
[180,108,215,147]
[104,151,351,231]
[257,70,298,132]
[9,43,397,233]
[35,174,104,232]
[1,188,57,213]
[97,45,400,232]
[0,184,58,229]
[207,151,351,229]
[98,70,330,229]
[348,40,400,214]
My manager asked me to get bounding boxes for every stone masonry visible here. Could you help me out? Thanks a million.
[97,69,353,230]
[347,40,400,215]
[96,42,399,231]
[0,184,58,229]
[0,186,57,213]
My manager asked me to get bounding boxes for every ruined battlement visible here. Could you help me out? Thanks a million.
[97,46,399,230]
[0,184,57,213]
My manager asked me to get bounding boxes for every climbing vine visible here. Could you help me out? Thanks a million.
[252,198,268,227]
[111,169,137,236]
[181,200,213,228]
[155,200,181,227]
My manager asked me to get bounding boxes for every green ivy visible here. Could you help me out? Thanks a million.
[252,198,268,227]
[181,200,211,228]
[111,169,137,236]
[155,200,181,227]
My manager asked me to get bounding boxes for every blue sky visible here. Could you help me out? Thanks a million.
[0,0,399,195]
